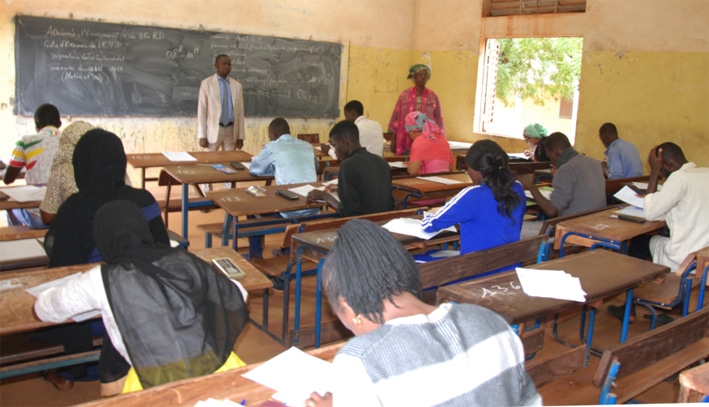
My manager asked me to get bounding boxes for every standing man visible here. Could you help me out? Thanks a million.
[630,142,709,272]
[599,122,643,179]
[520,132,606,218]
[247,118,319,258]
[307,121,392,217]
[3,103,62,228]
[322,100,383,158]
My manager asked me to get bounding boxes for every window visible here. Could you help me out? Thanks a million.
[483,0,586,17]
[474,37,583,143]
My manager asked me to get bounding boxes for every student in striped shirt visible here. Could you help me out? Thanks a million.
[306,219,541,407]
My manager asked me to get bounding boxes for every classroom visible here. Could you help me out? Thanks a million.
[1,0,708,405]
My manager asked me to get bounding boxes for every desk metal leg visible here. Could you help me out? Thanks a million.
[293,246,305,347]
[697,265,709,311]
[141,168,146,189]
[181,183,189,239]
[620,288,634,343]
[315,258,325,348]
[584,307,596,365]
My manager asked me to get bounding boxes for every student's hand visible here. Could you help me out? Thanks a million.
[517,173,536,190]
[323,184,337,193]
[321,143,331,155]
[305,392,332,407]
[524,149,533,158]
[199,138,209,148]
[307,189,326,203]
[648,145,663,174]
[236,139,244,150]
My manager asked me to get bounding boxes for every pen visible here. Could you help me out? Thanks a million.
[240,399,246,405]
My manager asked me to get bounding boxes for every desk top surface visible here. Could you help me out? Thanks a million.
[391,172,472,194]
[556,207,666,242]
[437,250,669,324]
[0,185,43,210]
[0,250,272,336]
[126,150,253,168]
[207,182,324,217]
[161,164,272,185]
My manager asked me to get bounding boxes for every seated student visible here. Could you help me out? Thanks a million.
[305,219,541,407]
[35,200,249,396]
[522,123,548,162]
[599,122,643,179]
[307,121,393,217]
[323,100,384,158]
[629,142,709,272]
[39,121,95,225]
[421,140,525,256]
[404,111,454,176]
[3,103,62,228]
[520,132,606,218]
[45,129,169,267]
[247,117,319,258]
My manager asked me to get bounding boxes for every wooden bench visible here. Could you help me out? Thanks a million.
[426,235,549,358]
[0,226,46,242]
[538,306,709,405]
[0,336,102,379]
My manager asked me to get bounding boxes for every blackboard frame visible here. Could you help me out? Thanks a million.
[15,15,342,118]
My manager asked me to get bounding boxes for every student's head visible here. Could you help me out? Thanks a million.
[54,121,95,165]
[214,54,232,79]
[598,122,618,148]
[328,120,361,160]
[655,142,688,179]
[541,132,572,166]
[522,123,547,147]
[322,219,422,335]
[34,104,61,131]
[268,118,290,141]
[94,200,155,262]
[465,140,522,221]
[73,129,127,191]
[407,64,430,88]
[343,100,364,122]
[404,111,442,141]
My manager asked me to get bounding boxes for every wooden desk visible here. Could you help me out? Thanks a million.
[126,150,253,188]
[0,226,46,242]
[290,220,458,348]
[80,343,343,407]
[555,206,666,255]
[391,172,472,207]
[161,164,272,239]
[437,250,669,349]
[190,246,273,292]
[0,186,43,211]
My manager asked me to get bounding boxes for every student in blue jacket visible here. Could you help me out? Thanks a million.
[421,140,525,255]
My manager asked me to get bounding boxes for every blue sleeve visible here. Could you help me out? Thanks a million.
[248,144,275,176]
[421,188,474,232]
[606,146,624,179]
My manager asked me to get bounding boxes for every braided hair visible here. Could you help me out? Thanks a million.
[465,140,522,221]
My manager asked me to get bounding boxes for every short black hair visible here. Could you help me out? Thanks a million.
[599,122,618,137]
[34,104,60,129]
[466,140,521,221]
[329,120,360,144]
[344,100,364,116]
[268,117,290,136]
[322,219,422,324]
[215,54,230,63]
[657,142,687,164]
[544,132,571,154]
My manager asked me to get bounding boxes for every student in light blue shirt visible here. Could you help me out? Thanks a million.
[248,118,319,257]
[599,122,643,179]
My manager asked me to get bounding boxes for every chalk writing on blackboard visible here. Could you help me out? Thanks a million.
[15,16,342,118]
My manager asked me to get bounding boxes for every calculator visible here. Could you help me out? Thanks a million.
[212,257,246,279]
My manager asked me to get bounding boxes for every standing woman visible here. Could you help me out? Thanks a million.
[388,64,444,156]
[522,123,549,162]
[405,112,454,175]
[422,140,525,255]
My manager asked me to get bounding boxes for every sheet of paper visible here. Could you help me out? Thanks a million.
[313,145,322,151]
[241,161,251,170]
[524,186,553,201]
[0,238,47,262]
[162,151,197,162]
[632,181,662,192]
[417,176,462,185]
[613,185,645,209]
[614,206,645,218]
[382,218,457,240]
[26,272,101,322]
[448,141,473,150]
[508,152,528,160]
[388,161,407,168]
[242,347,332,407]
[2,185,46,202]
[193,398,243,407]
[288,184,321,197]
[516,267,587,302]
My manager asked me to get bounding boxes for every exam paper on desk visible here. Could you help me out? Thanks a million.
[2,185,46,202]
[26,272,102,322]
[288,184,340,202]
[613,185,645,209]
[614,206,645,218]
[516,267,587,302]
[242,347,333,407]
[162,151,197,162]
[417,176,462,185]
[382,217,457,240]
[0,238,46,262]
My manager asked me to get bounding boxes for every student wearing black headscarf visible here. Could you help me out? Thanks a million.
[35,200,249,396]
[45,129,169,267]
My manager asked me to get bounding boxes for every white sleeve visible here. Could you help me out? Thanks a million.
[34,266,105,323]
[644,176,683,221]
[331,353,380,407]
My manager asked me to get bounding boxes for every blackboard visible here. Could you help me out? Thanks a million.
[15,16,342,118]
